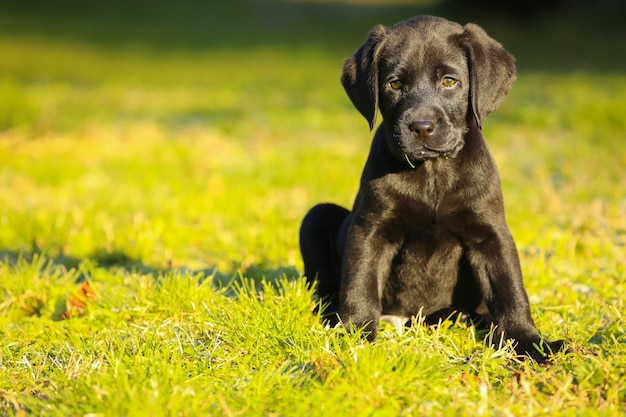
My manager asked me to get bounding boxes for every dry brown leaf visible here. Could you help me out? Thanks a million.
[60,280,96,319]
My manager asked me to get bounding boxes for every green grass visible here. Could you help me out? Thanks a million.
[1,0,625,415]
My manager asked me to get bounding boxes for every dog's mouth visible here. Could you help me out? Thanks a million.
[385,110,468,165]
[403,149,455,168]
[391,132,464,163]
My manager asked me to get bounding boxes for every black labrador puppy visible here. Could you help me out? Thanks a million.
[299,16,567,361]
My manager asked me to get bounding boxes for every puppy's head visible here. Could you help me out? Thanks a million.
[342,16,516,162]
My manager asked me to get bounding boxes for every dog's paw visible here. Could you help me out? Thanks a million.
[516,339,572,362]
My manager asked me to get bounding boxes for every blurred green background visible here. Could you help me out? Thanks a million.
[0,0,624,275]
[1,0,624,132]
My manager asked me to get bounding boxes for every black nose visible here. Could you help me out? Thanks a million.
[409,121,435,140]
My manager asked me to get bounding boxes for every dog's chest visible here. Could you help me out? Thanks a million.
[377,160,470,314]
[382,233,465,315]
[381,159,461,223]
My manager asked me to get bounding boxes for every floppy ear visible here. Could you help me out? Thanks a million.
[459,23,516,128]
[341,25,387,130]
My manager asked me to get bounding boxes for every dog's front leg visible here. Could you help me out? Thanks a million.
[468,229,565,359]
[338,219,397,341]
[472,232,536,334]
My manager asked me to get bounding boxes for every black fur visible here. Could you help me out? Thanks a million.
[300,16,567,361]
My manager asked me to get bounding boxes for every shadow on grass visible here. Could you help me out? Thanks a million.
[1,0,624,72]
[1,247,303,322]
[0,247,300,286]
[0,0,425,53]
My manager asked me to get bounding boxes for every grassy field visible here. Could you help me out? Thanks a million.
[1,0,625,415]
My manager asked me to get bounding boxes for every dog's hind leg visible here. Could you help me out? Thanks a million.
[299,203,349,318]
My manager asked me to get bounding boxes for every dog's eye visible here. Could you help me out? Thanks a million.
[441,76,457,88]
[389,80,403,90]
